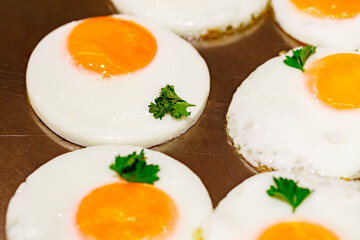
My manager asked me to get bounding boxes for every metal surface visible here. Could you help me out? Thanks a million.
[0,1,298,238]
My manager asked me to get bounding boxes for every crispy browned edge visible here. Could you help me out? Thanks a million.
[185,2,271,42]
[225,116,360,180]
[225,115,275,173]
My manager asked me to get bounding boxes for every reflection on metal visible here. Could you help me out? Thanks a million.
[29,107,82,152]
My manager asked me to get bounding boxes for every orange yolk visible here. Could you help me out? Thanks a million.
[290,0,360,19]
[76,182,178,240]
[306,53,360,110]
[68,16,157,78]
[258,221,339,240]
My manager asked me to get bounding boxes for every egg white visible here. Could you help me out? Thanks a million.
[26,14,210,147]
[272,0,360,50]
[111,0,269,39]
[200,171,360,240]
[227,47,360,179]
[6,145,213,240]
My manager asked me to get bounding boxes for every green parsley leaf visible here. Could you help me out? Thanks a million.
[266,177,312,212]
[149,85,195,120]
[283,45,316,72]
[110,150,160,184]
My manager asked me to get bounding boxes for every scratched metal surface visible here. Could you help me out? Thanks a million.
[0,0,298,239]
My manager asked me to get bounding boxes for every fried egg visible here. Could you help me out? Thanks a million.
[272,0,360,50]
[199,171,360,240]
[6,145,212,240]
[227,47,360,179]
[26,15,210,147]
[111,0,269,39]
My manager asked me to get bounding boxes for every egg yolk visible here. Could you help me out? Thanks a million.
[68,16,157,78]
[258,221,339,240]
[76,182,178,240]
[306,53,360,110]
[290,0,360,19]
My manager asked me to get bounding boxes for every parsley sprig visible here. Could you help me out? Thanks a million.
[284,45,316,72]
[110,150,160,184]
[149,85,195,120]
[267,177,312,212]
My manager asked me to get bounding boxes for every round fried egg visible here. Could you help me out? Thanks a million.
[111,0,269,39]
[272,0,360,50]
[26,15,210,147]
[227,47,360,179]
[6,145,212,240]
[199,171,360,240]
